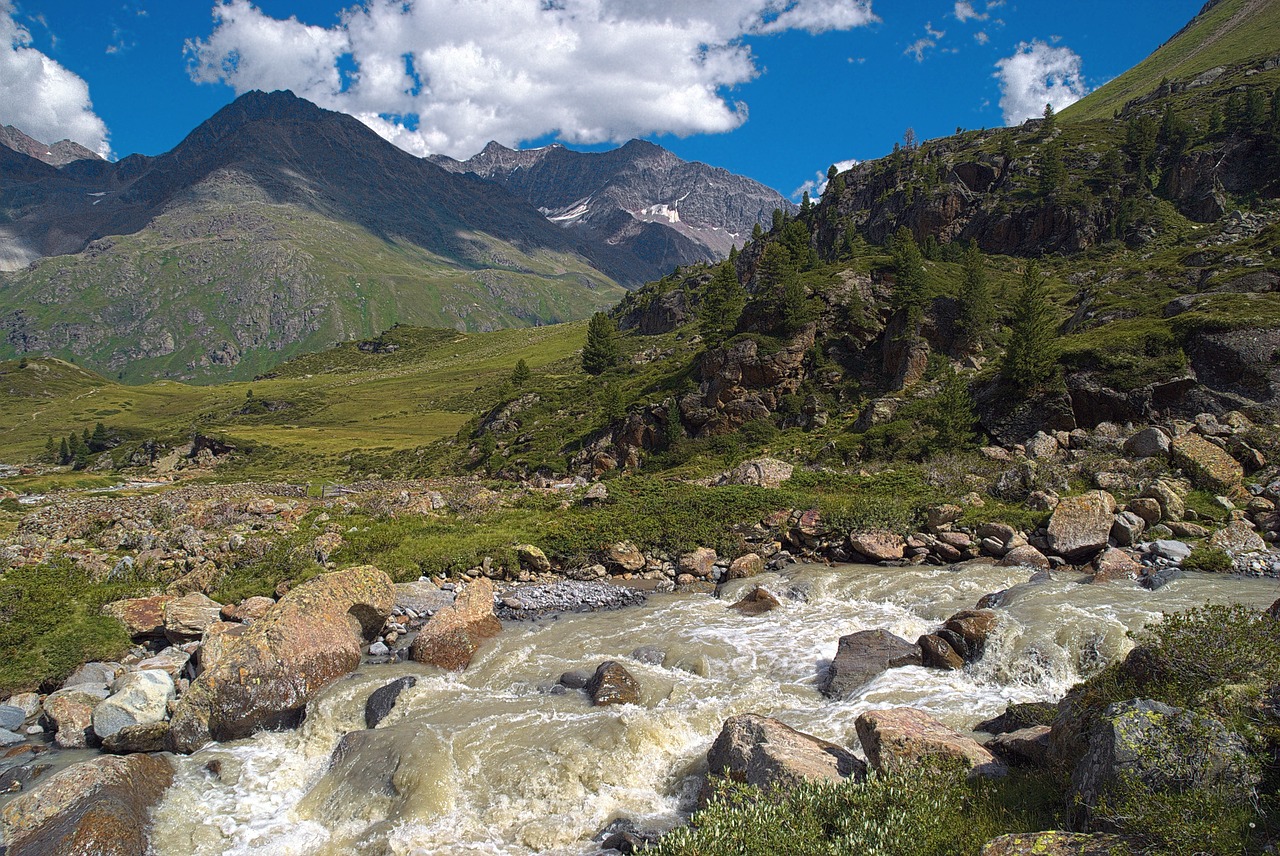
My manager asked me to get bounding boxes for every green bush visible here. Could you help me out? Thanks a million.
[1181,545,1233,572]
[651,762,1056,856]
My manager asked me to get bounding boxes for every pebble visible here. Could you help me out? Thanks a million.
[368,641,391,657]
[493,580,647,621]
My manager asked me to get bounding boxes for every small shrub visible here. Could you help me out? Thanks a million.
[1181,545,1233,573]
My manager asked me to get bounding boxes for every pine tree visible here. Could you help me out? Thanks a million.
[1158,103,1192,159]
[89,421,110,452]
[800,191,812,214]
[756,243,796,292]
[1003,261,1059,390]
[1042,102,1057,134]
[511,359,531,387]
[699,262,746,344]
[1038,139,1066,196]
[1124,114,1158,189]
[779,279,816,337]
[581,313,622,375]
[44,436,56,462]
[888,227,928,325]
[58,437,70,465]
[751,222,764,242]
[957,242,993,350]
[926,365,979,452]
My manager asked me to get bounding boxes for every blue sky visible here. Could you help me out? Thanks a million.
[2,1,1205,198]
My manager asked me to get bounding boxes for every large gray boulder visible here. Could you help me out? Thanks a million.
[1123,427,1170,459]
[707,714,864,794]
[821,630,921,698]
[1072,699,1257,810]
[1046,491,1116,560]
[91,671,175,740]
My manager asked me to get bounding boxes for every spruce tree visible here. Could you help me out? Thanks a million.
[44,436,56,462]
[800,191,812,214]
[779,279,816,337]
[888,227,928,325]
[1042,102,1056,134]
[1125,114,1158,188]
[511,359,531,387]
[699,262,746,344]
[90,422,110,452]
[581,313,621,375]
[1038,139,1066,196]
[1003,261,1059,390]
[927,365,978,453]
[58,437,70,465]
[957,242,993,350]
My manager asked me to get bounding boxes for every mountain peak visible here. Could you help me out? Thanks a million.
[0,124,101,167]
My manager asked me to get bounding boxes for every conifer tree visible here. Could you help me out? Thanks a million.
[756,243,796,292]
[90,422,110,452]
[779,279,816,337]
[1003,261,1059,390]
[957,243,993,350]
[800,191,812,214]
[1037,139,1066,196]
[751,222,764,242]
[44,436,56,462]
[1042,103,1056,134]
[58,437,70,465]
[581,312,621,375]
[698,262,746,344]
[888,227,928,325]
[511,359,531,387]
[927,364,979,452]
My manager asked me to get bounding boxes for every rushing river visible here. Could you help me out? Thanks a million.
[150,562,1280,856]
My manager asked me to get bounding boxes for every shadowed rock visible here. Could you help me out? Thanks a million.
[707,714,864,795]
[821,630,921,698]
[408,577,502,670]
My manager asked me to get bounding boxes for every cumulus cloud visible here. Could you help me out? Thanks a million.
[792,157,859,200]
[186,0,878,158]
[994,39,1088,125]
[0,0,111,157]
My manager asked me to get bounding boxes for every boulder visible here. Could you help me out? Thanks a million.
[821,630,921,698]
[393,581,453,616]
[408,577,502,671]
[1171,434,1244,495]
[62,662,120,691]
[1122,427,1170,459]
[679,547,717,578]
[926,504,963,531]
[137,646,191,679]
[848,531,906,562]
[1126,497,1164,526]
[1150,539,1192,562]
[101,722,170,755]
[1024,431,1061,459]
[101,595,174,639]
[1209,521,1267,556]
[943,610,998,651]
[1109,511,1145,548]
[998,544,1050,571]
[220,595,276,624]
[43,692,99,749]
[855,707,1006,777]
[5,693,41,721]
[91,671,175,740]
[198,623,247,674]
[604,541,646,572]
[720,458,794,488]
[167,565,395,753]
[918,634,965,670]
[585,661,641,706]
[707,714,864,794]
[727,586,781,616]
[981,832,1133,856]
[727,553,764,580]
[0,705,25,733]
[985,725,1051,766]
[163,593,224,643]
[1072,699,1256,810]
[365,676,417,728]
[514,544,552,573]
[1091,548,1143,583]
[0,754,173,856]
[976,701,1058,735]
[1140,481,1184,522]
[1046,491,1116,560]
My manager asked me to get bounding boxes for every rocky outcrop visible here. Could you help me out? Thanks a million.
[0,754,173,855]
[408,577,502,671]
[821,630,921,698]
[855,707,1007,778]
[706,714,864,794]
[167,565,395,752]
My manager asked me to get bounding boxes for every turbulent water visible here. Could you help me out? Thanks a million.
[150,562,1280,856]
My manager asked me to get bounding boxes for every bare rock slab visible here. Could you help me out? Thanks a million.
[707,713,864,794]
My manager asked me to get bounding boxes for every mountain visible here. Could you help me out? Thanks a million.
[1063,0,1280,123]
[0,125,101,167]
[0,91,629,381]
[431,139,796,283]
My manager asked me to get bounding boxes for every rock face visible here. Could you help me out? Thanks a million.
[167,565,395,753]
[1046,491,1116,560]
[584,661,641,706]
[1170,434,1244,495]
[707,714,864,793]
[821,630,922,698]
[1072,698,1256,809]
[855,707,1007,778]
[408,577,502,670]
[0,753,173,856]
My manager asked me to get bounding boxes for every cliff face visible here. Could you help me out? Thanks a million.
[433,139,796,283]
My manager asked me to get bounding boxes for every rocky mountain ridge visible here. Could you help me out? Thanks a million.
[431,138,796,283]
[0,125,101,167]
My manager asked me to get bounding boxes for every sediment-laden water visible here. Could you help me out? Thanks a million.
[150,562,1280,856]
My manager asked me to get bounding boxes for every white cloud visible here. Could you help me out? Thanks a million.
[974,31,989,45]
[954,1,987,22]
[994,39,1088,125]
[904,36,934,62]
[186,0,879,159]
[0,0,111,157]
[792,157,859,200]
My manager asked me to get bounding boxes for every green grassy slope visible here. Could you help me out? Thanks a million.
[1065,0,1280,122]
[0,190,623,384]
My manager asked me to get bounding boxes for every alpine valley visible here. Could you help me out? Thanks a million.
[1,1,1280,856]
